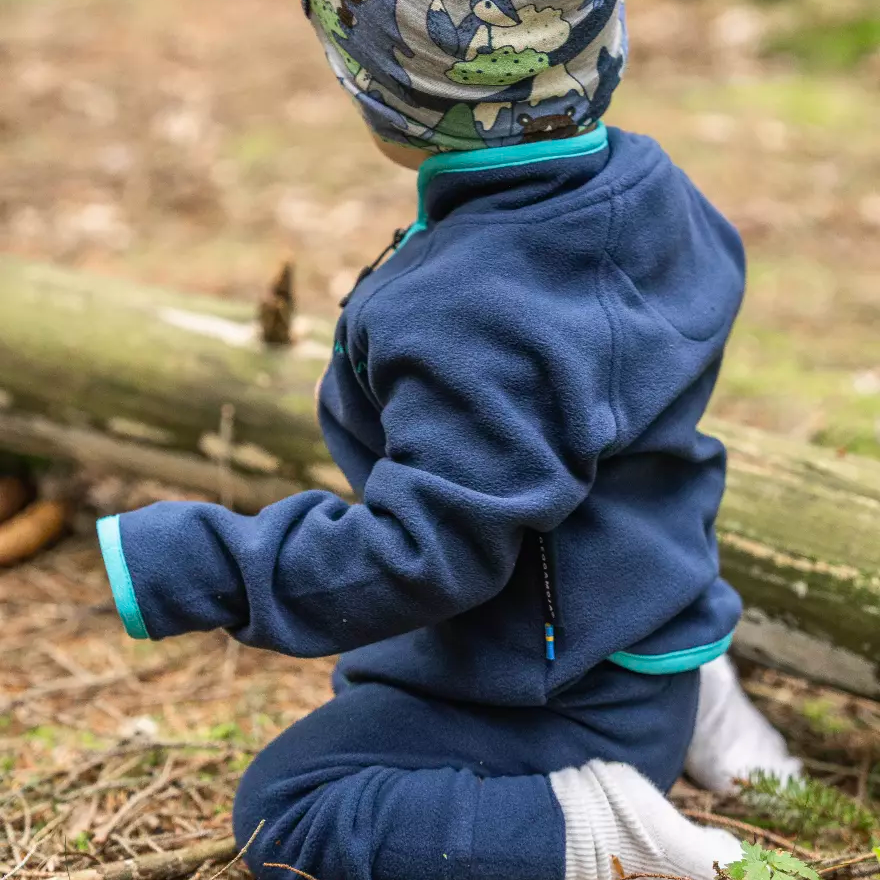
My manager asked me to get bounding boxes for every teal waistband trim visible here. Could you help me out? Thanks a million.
[608,632,734,675]
[408,122,609,239]
[97,514,150,640]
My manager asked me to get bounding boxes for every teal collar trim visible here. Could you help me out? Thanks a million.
[400,122,610,248]
[608,631,734,675]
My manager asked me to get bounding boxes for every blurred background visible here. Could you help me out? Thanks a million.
[1,0,878,452]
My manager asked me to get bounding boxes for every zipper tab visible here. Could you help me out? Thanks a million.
[545,624,556,661]
[340,227,408,307]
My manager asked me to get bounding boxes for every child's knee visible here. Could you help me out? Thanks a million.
[232,734,376,876]
[232,737,323,873]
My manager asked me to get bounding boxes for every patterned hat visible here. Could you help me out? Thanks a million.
[305,0,627,150]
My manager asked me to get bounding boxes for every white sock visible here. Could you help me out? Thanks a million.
[550,760,742,880]
[684,654,802,794]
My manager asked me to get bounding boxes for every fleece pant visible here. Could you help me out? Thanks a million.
[233,662,699,880]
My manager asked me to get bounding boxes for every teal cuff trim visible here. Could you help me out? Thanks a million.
[608,632,734,675]
[412,122,609,233]
[96,515,150,640]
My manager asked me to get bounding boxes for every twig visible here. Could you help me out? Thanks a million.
[202,820,265,880]
[822,866,880,880]
[681,810,822,860]
[12,793,32,848]
[107,836,139,861]
[818,854,880,876]
[0,656,175,714]
[139,832,214,850]
[93,757,176,845]
[189,861,220,880]
[89,741,255,757]
[619,873,694,880]
[263,865,320,880]
[3,812,24,864]
[2,845,40,880]
[48,837,239,880]
[58,779,150,803]
[30,807,74,846]
[802,758,880,784]
[37,642,93,681]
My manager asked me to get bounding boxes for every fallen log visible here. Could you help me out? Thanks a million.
[0,255,334,507]
[706,417,880,698]
[1,256,878,696]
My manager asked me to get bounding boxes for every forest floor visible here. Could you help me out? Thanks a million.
[4,536,880,880]
[1,0,880,877]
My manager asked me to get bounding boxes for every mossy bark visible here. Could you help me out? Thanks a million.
[707,417,880,696]
[1,257,878,694]
[0,256,331,505]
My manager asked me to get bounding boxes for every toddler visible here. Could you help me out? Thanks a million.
[97,1,799,878]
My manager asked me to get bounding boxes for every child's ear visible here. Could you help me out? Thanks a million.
[517,113,533,126]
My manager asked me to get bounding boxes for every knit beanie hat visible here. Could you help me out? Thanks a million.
[304,0,627,151]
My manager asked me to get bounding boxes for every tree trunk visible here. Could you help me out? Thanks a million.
[1,256,878,696]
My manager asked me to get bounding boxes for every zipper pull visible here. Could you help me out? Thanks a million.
[339,228,407,308]
[545,624,556,661]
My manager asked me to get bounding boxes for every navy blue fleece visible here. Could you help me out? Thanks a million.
[99,124,745,706]
[233,664,699,880]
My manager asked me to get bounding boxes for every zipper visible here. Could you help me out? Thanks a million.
[536,532,558,661]
[339,227,407,307]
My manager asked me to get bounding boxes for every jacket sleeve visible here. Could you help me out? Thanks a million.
[97,302,608,657]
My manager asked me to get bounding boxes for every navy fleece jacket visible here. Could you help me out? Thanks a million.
[99,123,745,706]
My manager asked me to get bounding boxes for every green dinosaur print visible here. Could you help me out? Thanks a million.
[336,42,362,77]
[428,103,486,150]
[313,0,362,76]
[446,46,550,86]
[313,0,348,42]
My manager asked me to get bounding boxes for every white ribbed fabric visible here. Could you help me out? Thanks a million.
[685,655,803,794]
[550,761,742,880]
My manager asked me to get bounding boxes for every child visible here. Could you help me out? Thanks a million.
[97,1,800,877]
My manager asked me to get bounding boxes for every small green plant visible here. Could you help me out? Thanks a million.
[25,725,58,748]
[800,698,856,736]
[741,772,878,842]
[725,842,819,880]
[71,831,91,853]
[208,721,243,742]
